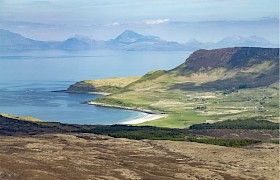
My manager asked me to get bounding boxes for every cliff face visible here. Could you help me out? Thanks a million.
[176,47,279,72]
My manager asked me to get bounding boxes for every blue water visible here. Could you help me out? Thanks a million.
[0,50,190,124]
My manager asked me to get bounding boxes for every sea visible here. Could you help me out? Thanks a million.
[0,50,190,125]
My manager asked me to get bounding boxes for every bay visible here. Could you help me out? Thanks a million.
[0,50,190,124]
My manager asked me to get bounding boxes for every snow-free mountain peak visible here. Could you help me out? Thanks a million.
[0,29,49,50]
[216,35,276,48]
[112,30,161,44]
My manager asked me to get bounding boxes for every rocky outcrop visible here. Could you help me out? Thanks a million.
[66,82,96,93]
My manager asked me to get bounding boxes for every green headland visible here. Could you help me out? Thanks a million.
[67,47,279,128]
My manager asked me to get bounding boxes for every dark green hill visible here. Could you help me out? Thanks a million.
[126,47,279,91]
[168,47,279,90]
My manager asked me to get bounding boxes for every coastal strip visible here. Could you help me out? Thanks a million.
[87,101,168,124]
[87,102,158,114]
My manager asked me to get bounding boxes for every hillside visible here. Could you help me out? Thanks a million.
[0,114,278,179]
[169,47,279,90]
[66,76,140,94]
[1,133,278,179]
[175,47,278,71]
[115,47,279,91]
[68,47,279,128]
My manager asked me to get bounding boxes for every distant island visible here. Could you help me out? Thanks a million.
[0,29,278,51]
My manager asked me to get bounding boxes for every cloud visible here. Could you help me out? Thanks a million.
[104,22,122,27]
[142,18,170,25]
[111,22,120,26]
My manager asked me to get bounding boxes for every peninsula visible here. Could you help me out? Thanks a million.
[67,47,279,128]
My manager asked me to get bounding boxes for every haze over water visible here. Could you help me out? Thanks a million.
[0,50,190,124]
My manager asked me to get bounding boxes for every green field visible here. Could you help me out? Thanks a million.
[91,78,279,128]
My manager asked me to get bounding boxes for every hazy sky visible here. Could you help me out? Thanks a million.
[0,0,279,42]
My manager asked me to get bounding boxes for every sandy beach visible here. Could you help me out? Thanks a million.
[87,101,167,124]
[120,113,168,125]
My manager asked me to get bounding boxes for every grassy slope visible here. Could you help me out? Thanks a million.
[0,112,43,122]
[67,76,140,93]
[95,85,279,128]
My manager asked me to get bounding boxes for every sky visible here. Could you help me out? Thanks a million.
[0,0,279,43]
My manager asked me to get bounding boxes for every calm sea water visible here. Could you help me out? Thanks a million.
[0,50,190,124]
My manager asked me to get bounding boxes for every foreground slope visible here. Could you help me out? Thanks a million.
[0,133,278,180]
[0,114,278,180]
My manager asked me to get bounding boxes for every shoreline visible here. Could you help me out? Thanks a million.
[120,113,168,125]
[53,90,111,96]
[87,101,168,124]
[87,101,158,114]
[56,90,168,124]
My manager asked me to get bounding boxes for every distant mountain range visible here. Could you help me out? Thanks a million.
[0,29,278,51]
[183,36,278,50]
